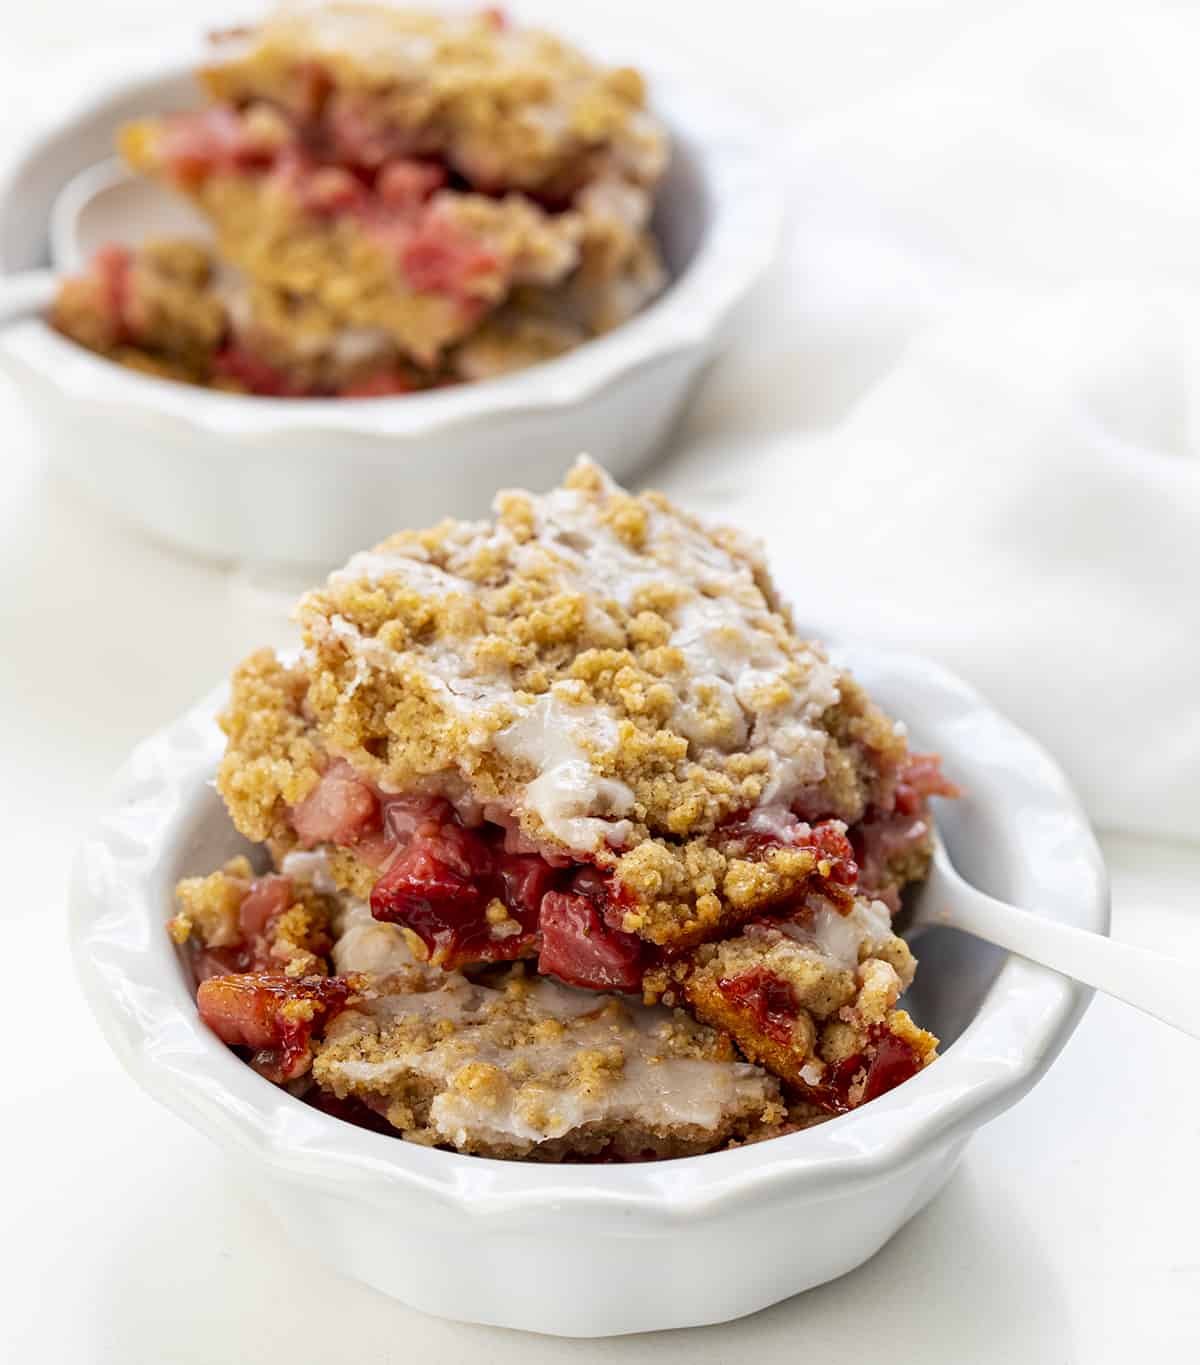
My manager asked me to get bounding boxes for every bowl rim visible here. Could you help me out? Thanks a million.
[69,639,1107,1222]
[0,38,784,444]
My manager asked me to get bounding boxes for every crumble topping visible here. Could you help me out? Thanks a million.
[202,5,667,194]
[171,855,334,979]
[275,457,905,944]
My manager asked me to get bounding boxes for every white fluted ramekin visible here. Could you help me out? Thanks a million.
[0,33,783,566]
[70,641,1106,1336]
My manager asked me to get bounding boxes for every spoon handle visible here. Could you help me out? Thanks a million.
[929,861,1200,1040]
[0,269,57,328]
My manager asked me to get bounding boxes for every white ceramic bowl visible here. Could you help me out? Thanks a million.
[0,36,782,567]
[70,640,1107,1337]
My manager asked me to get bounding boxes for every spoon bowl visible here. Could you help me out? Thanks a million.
[910,831,1200,1041]
[50,156,210,271]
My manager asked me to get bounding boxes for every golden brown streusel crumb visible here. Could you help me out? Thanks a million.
[170,858,336,978]
[217,649,323,845]
[169,856,255,948]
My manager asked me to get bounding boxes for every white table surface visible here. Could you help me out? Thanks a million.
[3,3,1199,1362]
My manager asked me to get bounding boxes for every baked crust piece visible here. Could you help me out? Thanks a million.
[313,966,785,1160]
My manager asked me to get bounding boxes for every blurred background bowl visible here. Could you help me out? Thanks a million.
[0,43,783,568]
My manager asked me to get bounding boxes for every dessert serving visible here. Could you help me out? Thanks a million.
[173,459,957,1161]
[51,4,668,396]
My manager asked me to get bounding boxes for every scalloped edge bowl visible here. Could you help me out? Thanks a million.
[70,640,1107,1335]
[0,33,783,566]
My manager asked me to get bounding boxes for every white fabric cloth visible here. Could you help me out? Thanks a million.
[670,3,1200,842]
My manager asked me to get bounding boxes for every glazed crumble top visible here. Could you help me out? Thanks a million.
[199,4,667,195]
[218,458,907,951]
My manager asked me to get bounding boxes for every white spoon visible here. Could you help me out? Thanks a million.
[913,833,1199,1039]
[0,157,210,325]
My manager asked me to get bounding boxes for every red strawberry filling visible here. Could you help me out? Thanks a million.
[715,967,800,1046]
[538,891,645,993]
[292,759,383,847]
[824,1030,924,1110]
[852,752,959,905]
[154,103,501,309]
[197,972,357,1082]
[157,106,282,186]
[81,243,135,343]
[212,343,307,398]
[715,813,859,888]
[395,212,500,299]
[283,755,954,994]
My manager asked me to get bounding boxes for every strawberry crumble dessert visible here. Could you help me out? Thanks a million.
[176,459,956,1160]
[51,4,667,396]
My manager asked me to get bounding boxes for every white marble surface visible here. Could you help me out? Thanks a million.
[3,3,1199,1361]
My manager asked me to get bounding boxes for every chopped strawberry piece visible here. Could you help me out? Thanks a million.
[291,760,382,847]
[238,874,293,937]
[325,94,418,170]
[497,852,559,920]
[860,1031,923,1104]
[480,7,508,31]
[371,816,505,965]
[197,973,357,1082]
[537,892,644,993]
[808,821,858,886]
[92,243,134,340]
[158,106,280,186]
[376,834,486,915]
[716,967,800,1045]
[821,1030,924,1110]
[376,158,446,209]
[367,803,563,969]
[893,753,961,815]
[298,165,368,215]
[212,343,309,397]
[398,214,501,298]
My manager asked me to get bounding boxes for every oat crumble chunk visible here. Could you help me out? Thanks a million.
[170,856,360,1082]
[206,458,952,1119]
[677,891,938,1111]
[52,4,666,394]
